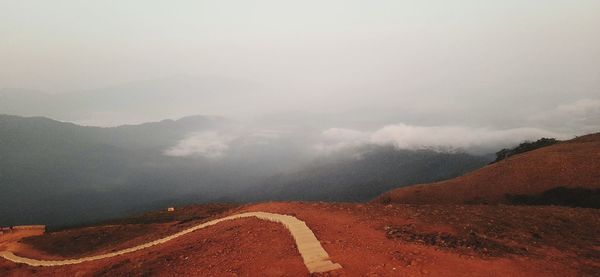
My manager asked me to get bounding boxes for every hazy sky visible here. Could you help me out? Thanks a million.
[1,1,599,146]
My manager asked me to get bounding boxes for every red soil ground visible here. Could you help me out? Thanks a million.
[374,133,600,205]
[1,202,598,276]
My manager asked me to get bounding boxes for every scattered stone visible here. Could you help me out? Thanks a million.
[385,224,522,256]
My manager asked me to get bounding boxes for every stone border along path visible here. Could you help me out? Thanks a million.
[0,212,342,274]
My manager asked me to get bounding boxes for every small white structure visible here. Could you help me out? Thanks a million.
[1,225,46,236]
[167,207,175,212]
[12,225,46,232]
[0,227,10,235]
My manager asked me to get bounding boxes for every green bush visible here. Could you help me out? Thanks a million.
[493,138,559,163]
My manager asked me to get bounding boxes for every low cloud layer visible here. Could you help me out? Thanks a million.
[161,97,599,159]
[318,125,567,155]
[164,131,233,158]
[164,129,291,158]
[165,123,572,161]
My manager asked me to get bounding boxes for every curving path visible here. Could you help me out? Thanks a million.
[0,212,342,274]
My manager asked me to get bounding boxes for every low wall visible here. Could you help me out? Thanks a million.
[8,225,46,231]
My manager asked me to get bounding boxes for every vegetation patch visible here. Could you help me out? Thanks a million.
[505,187,600,209]
[493,137,559,163]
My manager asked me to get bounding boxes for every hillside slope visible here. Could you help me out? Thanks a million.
[0,114,491,227]
[242,146,489,202]
[0,115,224,227]
[374,133,600,205]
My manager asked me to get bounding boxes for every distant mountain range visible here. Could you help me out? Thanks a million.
[0,75,260,125]
[0,114,492,227]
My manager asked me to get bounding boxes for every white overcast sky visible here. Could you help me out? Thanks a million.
[1,1,599,140]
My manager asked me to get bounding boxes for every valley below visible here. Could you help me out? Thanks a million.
[1,125,599,276]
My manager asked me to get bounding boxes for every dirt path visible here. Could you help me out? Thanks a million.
[0,212,342,274]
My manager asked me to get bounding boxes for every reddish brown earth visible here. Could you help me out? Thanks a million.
[1,202,599,276]
[374,133,600,205]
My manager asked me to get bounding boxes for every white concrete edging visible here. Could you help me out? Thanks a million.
[0,212,342,273]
